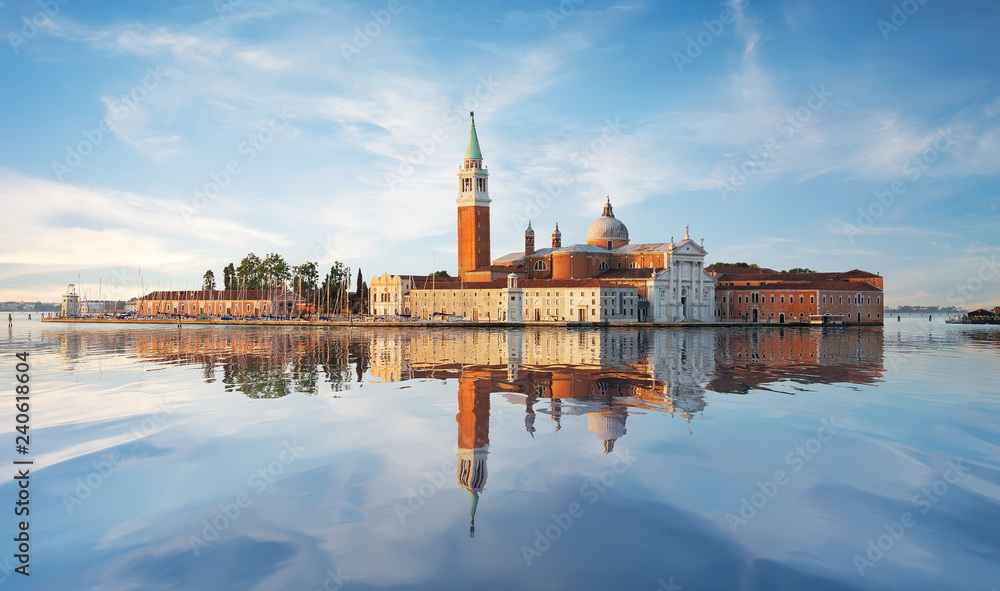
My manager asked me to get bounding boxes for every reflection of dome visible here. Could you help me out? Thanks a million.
[586,198,629,247]
[587,408,628,453]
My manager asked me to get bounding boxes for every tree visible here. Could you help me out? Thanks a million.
[223,263,235,290]
[322,262,350,315]
[712,262,758,269]
[432,270,451,277]
[291,262,319,294]
[354,268,369,314]
[782,268,816,274]
[260,253,291,289]
[236,253,262,289]
[202,270,216,291]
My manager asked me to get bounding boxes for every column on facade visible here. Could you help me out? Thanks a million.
[697,262,703,320]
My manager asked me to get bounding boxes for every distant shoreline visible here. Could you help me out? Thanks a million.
[38,318,885,328]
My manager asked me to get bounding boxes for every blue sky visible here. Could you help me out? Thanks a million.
[1,0,998,308]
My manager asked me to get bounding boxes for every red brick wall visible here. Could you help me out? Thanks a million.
[458,205,490,278]
[717,288,884,324]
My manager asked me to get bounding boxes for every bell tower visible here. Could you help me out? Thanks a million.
[457,112,491,278]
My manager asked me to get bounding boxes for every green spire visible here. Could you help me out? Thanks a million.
[469,491,479,538]
[465,111,483,160]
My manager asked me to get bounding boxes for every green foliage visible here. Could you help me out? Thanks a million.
[202,269,216,291]
[712,262,758,268]
[782,267,816,274]
[235,253,262,289]
[260,253,291,288]
[432,270,451,277]
[291,262,319,293]
[223,263,235,290]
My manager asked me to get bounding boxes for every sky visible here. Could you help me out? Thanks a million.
[0,0,998,308]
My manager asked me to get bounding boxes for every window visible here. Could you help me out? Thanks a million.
[599,261,608,270]
[607,241,613,250]
[799,296,804,304]
[867,296,871,305]
[877,296,881,305]
[839,295,842,304]
[534,261,547,271]
[630,262,637,268]
[810,296,815,304]
[617,262,622,268]
[770,295,775,304]
[780,296,784,304]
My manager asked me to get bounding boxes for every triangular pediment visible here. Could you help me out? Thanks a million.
[673,238,707,256]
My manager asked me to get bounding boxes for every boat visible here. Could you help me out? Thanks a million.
[808,313,844,325]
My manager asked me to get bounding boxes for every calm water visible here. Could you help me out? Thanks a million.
[2,314,999,590]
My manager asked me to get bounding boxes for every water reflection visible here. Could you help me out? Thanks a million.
[48,325,884,407]
[24,321,999,590]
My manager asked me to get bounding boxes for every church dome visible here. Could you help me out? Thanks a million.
[525,221,534,237]
[586,198,629,246]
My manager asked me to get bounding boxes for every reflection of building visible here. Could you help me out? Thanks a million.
[61,284,80,317]
[45,324,887,538]
[137,289,303,317]
[708,327,884,394]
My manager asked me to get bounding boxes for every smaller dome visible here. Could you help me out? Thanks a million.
[525,221,534,237]
[552,223,561,237]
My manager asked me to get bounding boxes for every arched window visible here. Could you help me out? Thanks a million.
[630,262,638,268]
[598,261,608,270]
[534,260,547,271]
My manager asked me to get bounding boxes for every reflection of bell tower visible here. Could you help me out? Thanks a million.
[457,112,491,278]
[456,375,490,537]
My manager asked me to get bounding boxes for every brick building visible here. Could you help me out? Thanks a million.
[709,267,884,324]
